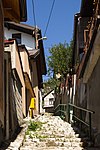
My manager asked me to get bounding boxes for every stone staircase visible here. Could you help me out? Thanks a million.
[20,114,83,150]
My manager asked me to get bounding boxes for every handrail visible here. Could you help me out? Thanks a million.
[68,103,95,140]
[69,103,95,114]
[54,104,67,111]
[54,103,95,140]
[72,114,89,127]
[54,104,67,119]
[55,110,66,114]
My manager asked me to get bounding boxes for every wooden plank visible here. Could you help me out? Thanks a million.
[3,0,20,22]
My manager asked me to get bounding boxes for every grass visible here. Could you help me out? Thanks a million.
[25,120,46,139]
[28,121,43,131]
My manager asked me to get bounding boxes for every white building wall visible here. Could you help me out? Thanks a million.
[44,91,54,107]
[4,28,36,50]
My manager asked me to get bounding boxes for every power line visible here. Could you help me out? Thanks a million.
[44,0,56,37]
[32,0,36,27]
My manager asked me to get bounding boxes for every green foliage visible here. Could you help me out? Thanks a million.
[43,77,59,93]
[28,121,42,131]
[44,41,73,90]
[60,115,65,120]
[25,121,48,140]
[47,41,73,78]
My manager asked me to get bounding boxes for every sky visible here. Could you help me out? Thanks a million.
[26,0,81,55]
[26,0,81,80]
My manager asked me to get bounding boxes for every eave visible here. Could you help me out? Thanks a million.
[3,0,27,22]
[4,22,36,36]
[29,49,40,59]
[80,0,94,17]
[43,90,54,99]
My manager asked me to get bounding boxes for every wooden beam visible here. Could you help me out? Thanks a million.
[3,0,20,22]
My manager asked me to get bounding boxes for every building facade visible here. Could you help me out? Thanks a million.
[0,0,27,144]
[72,0,100,142]
[4,22,47,115]
[43,90,55,113]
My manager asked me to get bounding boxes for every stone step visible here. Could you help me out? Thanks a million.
[7,114,83,150]
[20,146,83,150]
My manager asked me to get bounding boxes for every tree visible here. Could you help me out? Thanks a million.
[43,41,73,94]
[47,41,73,82]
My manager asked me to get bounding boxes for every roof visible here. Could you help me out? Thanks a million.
[3,0,27,22]
[4,22,47,76]
[28,49,40,59]
[80,0,94,17]
[43,90,54,99]
[4,39,14,45]
[19,0,27,22]
[4,22,36,35]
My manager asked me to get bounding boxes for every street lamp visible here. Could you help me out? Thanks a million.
[36,36,47,49]
[38,36,47,41]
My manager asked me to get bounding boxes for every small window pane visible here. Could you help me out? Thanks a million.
[49,98,53,105]
[12,33,21,44]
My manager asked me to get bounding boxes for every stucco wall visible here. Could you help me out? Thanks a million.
[4,28,36,50]
[32,62,39,114]
[87,57,100,133]
[20,49,31,80]
[5,42,26,117]
[44,91,54,107]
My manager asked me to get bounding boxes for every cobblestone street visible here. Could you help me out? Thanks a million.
[5,114,83,150]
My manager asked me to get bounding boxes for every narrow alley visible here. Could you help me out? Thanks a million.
[5,114,83,150]
[1,1,100,150]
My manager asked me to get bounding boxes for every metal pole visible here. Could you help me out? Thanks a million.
[89,112,92,140]
[80,110,82,131]
[68,104,70,123]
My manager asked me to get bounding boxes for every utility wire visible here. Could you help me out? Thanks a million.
[44,0,56,37]
[32,0,36,27]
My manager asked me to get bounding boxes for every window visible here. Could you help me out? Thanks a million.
[49,98,54,105]
[12,33,21,44]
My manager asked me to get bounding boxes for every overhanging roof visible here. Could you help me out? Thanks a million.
[28,49,40,59]
[80,0,93,17]
[4,22,36,35]
[43,90,54,99]
[3,0,27,22]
